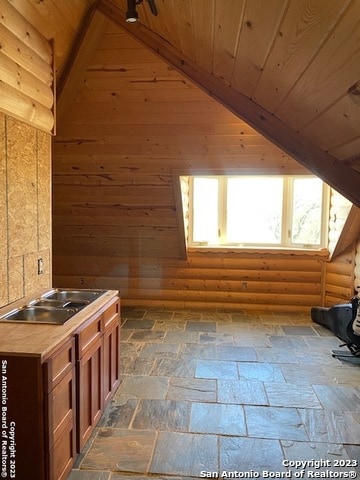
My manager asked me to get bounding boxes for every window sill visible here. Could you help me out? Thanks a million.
[187,246,330,258]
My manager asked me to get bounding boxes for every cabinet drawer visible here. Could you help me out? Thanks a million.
[76,314,102,358]
[44,338,75,392]
[102,297,120,330]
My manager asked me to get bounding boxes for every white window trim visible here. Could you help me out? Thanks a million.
[187,174,330,250]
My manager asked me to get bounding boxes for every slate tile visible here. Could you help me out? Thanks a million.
[269,335,310,350]
[199,332,234,344]
[163,330,199,344]
[281,440,355,472]
[173,310,202,321]
[129,330,166,342]
[245,405,309,441]
[122,357,155,375]
[67,471,110,480]
[299,408,360,444]
[180,343,217,360]
[119,375,168,399]
[150,432,218,476]
[99,395,138,428]
[216,344,257,361]
[280,364,337,385]
[132,399,191,431]
[167,377,217,402]
[152,357,196,377]
[186,321,217,332]
[190,402,246,435]
[323,365,360,386]
[218,379,268,406]
[312,385,360,411]
[264,383,321,409]
[238,362,285,382]
[144,310,174,321]
[255,347,298,364]
[81,429,156,473]
[220,437,285,472]
[139,343,180,359]
[122,319,154,330]
[234,333,272,347]
[281,325,319,336]
[195,360,239,379]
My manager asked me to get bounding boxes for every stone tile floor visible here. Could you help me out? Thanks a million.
[68,307,360,480]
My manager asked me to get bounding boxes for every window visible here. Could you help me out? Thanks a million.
[186,175,328,249]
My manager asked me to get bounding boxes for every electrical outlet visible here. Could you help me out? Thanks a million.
[242,281,247,290]
[37,258,43,275]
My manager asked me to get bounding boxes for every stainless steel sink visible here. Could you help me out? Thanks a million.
[30,299,89,310]
[42,289,106,303]
[0,306,76,325]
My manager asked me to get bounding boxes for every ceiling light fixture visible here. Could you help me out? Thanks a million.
[125,0,157,23]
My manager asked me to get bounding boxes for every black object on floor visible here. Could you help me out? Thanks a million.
[311,301,360,361]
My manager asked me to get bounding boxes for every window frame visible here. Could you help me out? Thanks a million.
[187,174,330,250]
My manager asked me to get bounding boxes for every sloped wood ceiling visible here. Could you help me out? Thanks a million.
[95,0,360,206]
[17,0,360,205]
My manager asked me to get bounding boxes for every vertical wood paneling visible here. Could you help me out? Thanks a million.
[212,0,245,83]
[253,0,350,113]
[231,0,288,97]
[275,1,360,130]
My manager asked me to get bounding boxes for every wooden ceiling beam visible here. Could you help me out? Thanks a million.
[97,0,360,207]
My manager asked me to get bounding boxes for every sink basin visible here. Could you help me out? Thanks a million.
[0,306,76,325]
[31,299,89,310]
[42,289,106,303]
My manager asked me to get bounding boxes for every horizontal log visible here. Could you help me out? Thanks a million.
[0,51,53,108]
[0,0,52,64]
[52,256,322,284]
[0,80,54,132]
[0,23,53,85]
[325,272,354,289]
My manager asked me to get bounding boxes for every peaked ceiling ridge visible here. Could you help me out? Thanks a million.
[96,0,360,207]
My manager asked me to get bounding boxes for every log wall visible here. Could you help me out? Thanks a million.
[53,23,329,312]
[0,0,54,133]
[0,113,52,308]
[323,244,355,306]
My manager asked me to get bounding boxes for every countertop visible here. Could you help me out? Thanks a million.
[0,289,119,360]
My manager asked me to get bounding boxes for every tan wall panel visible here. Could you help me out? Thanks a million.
[24,249,50,296]
[8,255,24,303]
[37,129,52,252]
[0,112,6,260]
[7,117,37,258]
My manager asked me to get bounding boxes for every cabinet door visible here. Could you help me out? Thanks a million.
[103,313,121,405]
[77,339,103,451]
[46,368,76,480]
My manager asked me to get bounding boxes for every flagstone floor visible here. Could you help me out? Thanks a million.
[68,307,360,480]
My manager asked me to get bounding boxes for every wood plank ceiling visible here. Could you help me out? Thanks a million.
[11,0,360,205]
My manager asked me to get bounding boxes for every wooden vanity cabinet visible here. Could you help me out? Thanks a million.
[0,337,76,480]
[75,296,121,451]
[0,292,120,479]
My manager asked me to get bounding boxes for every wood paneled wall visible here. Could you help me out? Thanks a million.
[53,23,328,312]
[0,113,52,308]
